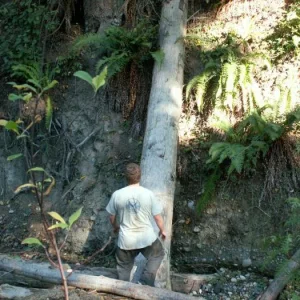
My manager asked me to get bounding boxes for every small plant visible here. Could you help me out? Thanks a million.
[72,20,161,77]
[186,35,270,115]
[74,67,107,95]
[268,0,300,59]
[198,107,300,211]
[7,63,58,130]
[0,0,57,73]
[22,206,83,300]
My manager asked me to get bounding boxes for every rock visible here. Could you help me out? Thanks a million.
[242,258,252,267]
[240,275,246,281]
[8,210,14,214]
[0,284,32,299]
[193,226,200,233]
[183,247,191,252]
[231,278,237,283]
[187,200,195,210]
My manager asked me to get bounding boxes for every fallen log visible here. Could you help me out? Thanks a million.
[0,255,204,300]
[258,248,300,300]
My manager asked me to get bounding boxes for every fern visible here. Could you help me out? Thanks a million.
[12,63,41,83]
[96,52,130,78]
[186,36,270,116]
[207,142,246,175]
[197,168,221,213]
[72,20,158,78]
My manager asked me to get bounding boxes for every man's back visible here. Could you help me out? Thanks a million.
[106,185,162,250]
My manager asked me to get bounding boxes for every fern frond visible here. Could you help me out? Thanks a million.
[72,33,102,52]
[12,63,40,82]
[96,52,130,78]
[228,144,246,174]
[186,69,215,112]
[281,234,293,255]
[197,169,221,213]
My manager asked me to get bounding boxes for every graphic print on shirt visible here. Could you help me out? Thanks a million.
[126,197,141,214]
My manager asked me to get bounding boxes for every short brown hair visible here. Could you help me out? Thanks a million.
[125,163,141,184]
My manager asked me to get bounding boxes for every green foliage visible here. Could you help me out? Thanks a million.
[197,169,221,213]
[8,63,58,129]
[11,63,59,96]
[268,0,300,58]
[7,153,23,161]
[206,106,300,176]
[74,67,107,95]
[0,0,57,73]
[48,207,83,230]
[22,237,44,247]
[186,36,270,115]
[73,20,158,77]
[263,197,300,298]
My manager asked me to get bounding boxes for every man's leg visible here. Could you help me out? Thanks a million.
[116,247,136,281]
[140,238,165,286]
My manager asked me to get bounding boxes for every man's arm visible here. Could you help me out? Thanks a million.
[109,214,120,233]
[153,214,166,240]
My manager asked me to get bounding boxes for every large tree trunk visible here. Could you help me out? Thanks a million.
[140,0,188,290]
[258,248,300,300]
[0,255,199,300]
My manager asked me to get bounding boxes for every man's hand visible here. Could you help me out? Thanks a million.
[160,230,167,240]
[113,225,120,233]
[154,214,166,240]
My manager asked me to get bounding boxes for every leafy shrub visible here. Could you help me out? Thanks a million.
[73,20,160,77]
[8,63,59,129]
[206,107,300,176]
[186,35,270,115]
[268,0,300,58]
[0,0,57,73]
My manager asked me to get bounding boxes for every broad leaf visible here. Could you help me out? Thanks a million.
[22,237,43,247]
[42,80,59,93]
[92,67,107,94]
[27,167,46,173]
[14,183,36,194]
[8,93,23,102]
[68,207,83,227]
[44,178,52,183]
[23,92,33,102]
[0,120,8,127]
[74,71,93,87]
[48,211,66,224]
[7,153,23,161]
[12,84,37,94]
[48,222,69,230]
[5,121,19,134]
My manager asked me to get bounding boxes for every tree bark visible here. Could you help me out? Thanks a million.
[140,0,188,289]
[259,248,300,300]
[0,255,202,300]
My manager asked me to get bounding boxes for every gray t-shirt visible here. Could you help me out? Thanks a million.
[106,185,163,250]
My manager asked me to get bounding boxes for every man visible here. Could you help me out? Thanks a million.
[106,163,166,286]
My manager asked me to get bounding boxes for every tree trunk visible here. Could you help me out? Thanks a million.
[259,248,300,300]
[0,255,214,295]
[140,0,188,289]
[0,255,203,300]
